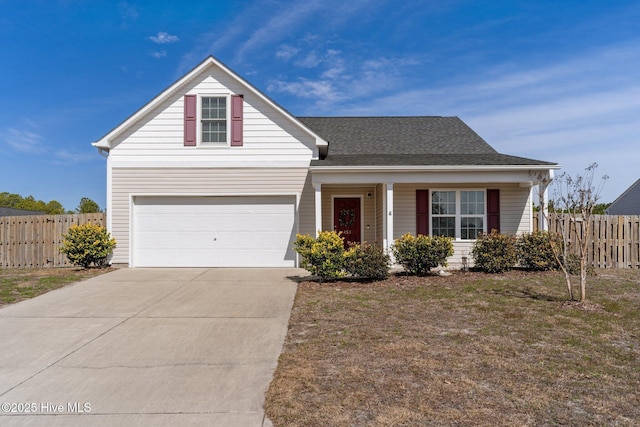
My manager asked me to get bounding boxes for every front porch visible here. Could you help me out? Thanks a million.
[309,169,553,268]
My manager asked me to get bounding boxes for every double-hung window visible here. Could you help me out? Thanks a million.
[431,190,485,239]
[431,191,456,238]
[460,191,484,239]
[201,96,227,144]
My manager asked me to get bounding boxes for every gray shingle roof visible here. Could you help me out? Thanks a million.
[298,116,556,167]
[606,178,640,215]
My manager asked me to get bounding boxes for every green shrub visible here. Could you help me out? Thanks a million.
[294,231,346,281]
[516,231,561,271]
[60,223,116,268]
[392,233,454,276]
[471,230,517,273]
[345,243,390,280]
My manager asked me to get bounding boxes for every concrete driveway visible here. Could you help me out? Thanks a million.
[0,268,303,426]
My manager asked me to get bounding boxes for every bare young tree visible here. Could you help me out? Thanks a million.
[549,163,608,303]
[533,173,572,300]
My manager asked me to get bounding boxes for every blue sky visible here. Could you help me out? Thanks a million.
[1,0,638,211]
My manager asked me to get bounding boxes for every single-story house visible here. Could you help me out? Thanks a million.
[606,178,640,215]
[92,56,559,268]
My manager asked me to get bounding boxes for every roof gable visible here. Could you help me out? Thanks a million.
[93,56,328,151]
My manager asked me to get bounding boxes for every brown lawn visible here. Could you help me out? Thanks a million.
[265,269,640,426]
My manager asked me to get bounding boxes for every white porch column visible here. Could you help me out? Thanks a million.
[538,169,553,231]
[385,183,394,253]
[314,183,322,237]
[539,183,549,231]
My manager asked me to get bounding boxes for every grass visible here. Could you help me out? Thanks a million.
[265,269,640,426]
[0,267,113,306]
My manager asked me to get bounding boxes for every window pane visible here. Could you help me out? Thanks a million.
[202,97,226,119]
[202,121,226,143]
[432,217,455,238]
[432,191,456,215]
[461,217,483,240]
[461,191,484,215]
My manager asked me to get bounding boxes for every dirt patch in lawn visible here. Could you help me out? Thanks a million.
[265,269,640,426]
[0,267,114,306]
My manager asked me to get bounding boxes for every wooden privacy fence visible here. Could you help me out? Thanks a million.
[534,214,640,269]
[0,213,106,268]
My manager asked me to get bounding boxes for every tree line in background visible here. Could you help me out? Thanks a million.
[0,192,103,214]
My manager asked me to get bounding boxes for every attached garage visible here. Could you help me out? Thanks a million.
[132,196,297,267]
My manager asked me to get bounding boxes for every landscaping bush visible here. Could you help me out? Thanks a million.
[294,231,346,281]
[345,243,390,280]
[392,233,454,276]
[516,231,561,271]
[60,223,116,268]
[471,230,517,273]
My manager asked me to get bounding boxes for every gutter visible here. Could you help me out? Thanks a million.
[309,164,561,173]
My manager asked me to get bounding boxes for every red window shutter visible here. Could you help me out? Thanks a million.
[487,189,500,233]
[184,95,197,146]
[231,94,243,147]
[416,190,429,235]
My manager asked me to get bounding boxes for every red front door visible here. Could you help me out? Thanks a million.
[334,197,361,248]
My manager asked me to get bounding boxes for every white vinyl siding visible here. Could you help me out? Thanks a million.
[500,185,532,234]
[107,67,317,164]
[110,167,311,265]
[298,174,316,237]
[393,184,416,239]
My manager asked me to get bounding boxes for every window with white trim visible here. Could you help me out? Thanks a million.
[431,191,456,238]
[460,191,484,239]
[201,96,227,144]
[431,190,485,240]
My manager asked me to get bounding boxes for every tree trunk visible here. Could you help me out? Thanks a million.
[580,257,586,303]
[565,270,573,301]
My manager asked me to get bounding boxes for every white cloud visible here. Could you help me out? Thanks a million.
[295,51,322,68]
[268,51,420,111]
[179,0,376,71]
[234,0,326,62]
[148,31,179,44]
[118,1,139,26]
[54,150,98,164]
[149,50,167,59]
[276,45,298,61]
[1,127,44,153]
[268,79,340,102]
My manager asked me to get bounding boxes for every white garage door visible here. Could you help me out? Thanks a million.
[133,196,296,267]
